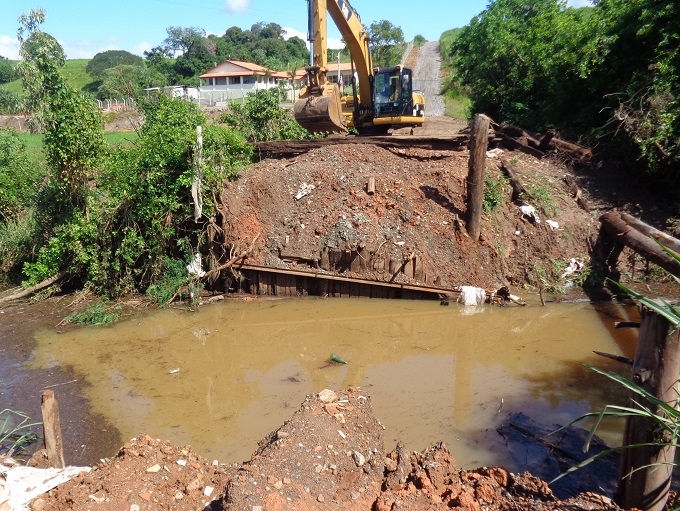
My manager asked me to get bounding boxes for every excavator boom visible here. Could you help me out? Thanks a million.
[294,0,424,134]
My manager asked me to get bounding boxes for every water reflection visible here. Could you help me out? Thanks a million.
[30,298,632,468]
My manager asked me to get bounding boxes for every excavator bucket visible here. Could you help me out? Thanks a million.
[293,87,347,134]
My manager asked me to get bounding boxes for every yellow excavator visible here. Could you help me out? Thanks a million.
[293,0,425,135]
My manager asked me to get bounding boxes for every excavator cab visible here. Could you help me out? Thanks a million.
[373,67,414,119]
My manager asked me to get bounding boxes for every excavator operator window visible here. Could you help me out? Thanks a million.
[399,69,414,116]
[374,69,401,118]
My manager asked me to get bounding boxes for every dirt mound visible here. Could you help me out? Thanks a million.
[221,123,595,294]
[31,389,621,511]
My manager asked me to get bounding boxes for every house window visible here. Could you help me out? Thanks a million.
[229,76,240,85]
[215,77,227,86]
[243,76,254,84]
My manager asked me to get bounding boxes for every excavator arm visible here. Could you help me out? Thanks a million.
[294,0,424,134]
[294,0,375,133]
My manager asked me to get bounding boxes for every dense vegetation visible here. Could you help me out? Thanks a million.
[0,11,317,301]
[441,0,679,177]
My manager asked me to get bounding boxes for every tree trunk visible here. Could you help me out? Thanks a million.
[466,114,490,240]
[615,308,680,511]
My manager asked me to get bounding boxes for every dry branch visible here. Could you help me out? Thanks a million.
[0,271,67,305]
[205,234,260,280]
[499,160,533,203]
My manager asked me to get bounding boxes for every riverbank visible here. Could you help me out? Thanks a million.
[19,388,627,511]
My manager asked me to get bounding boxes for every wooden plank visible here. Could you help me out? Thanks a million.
[275,274,286,296]
[350,250,361,273]
[329,249,342,270]
[254,134,470,156]
[320,248,330,270]
[41,390,65,468]
[235,263,465,298]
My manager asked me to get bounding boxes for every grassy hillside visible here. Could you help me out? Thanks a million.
[13,131,138,169]
[1,59,97,94]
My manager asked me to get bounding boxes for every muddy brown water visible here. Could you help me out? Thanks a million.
[17,297,638,471]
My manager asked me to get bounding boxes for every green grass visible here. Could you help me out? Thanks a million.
[14,131,139,165]
[1,59,97,94]
[444,94,471,120]
[104,131,139,147]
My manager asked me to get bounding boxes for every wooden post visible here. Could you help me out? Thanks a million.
[615,308,680,511]
[367,177,375,195]
[466,114,490,241]
[41,390,65,468]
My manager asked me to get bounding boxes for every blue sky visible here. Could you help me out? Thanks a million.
[0,0,593,61]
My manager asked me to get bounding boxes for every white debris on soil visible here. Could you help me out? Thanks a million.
[520,204,541,224]
[294,182,315,200]
[0,463,90,511]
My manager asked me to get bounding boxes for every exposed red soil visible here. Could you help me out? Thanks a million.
[29,389,623,511]
[218,116,596,296]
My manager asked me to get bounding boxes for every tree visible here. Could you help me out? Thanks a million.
[0,56,15,84]
[367,20,405,68]
[99,65,149,98]
[449,0,597,129]
[17,9,66,131]
[86,50,144,80]
[17,8,103,207]
[250,22,284,40]
[163,26,207,57]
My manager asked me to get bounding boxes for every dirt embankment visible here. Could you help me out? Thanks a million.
[220,122,596,295]
[28,388,623,511]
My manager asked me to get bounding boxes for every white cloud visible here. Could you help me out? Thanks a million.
[0,35,20,60]
[226,0,249,13]
[131,42,153,57]
[282,26,343,50]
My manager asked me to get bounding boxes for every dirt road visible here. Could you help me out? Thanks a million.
[413,41,445,117]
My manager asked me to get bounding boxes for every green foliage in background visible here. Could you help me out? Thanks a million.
[0,128,43,222]
[86,50,144,80]
[0,56,17,84]
[443,0,680,175]
[367,20,406,68]
[221,88,315,143]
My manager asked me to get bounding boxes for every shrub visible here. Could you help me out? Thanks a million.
[221,88,314,142]
[0,128,44,222]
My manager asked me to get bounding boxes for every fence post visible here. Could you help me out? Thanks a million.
[615,307,680,511]
[41,390,65,468]
[466,113,491,240]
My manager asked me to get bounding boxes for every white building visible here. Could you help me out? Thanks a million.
[199,60,293,106]
[198,60,358,106]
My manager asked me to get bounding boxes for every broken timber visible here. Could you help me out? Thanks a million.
[492,123,592,161]
[228,262,494,302]
[598,211,680,279]
[254,134,469,155]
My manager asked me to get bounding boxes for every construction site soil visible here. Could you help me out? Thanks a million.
[3,114,680,511]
